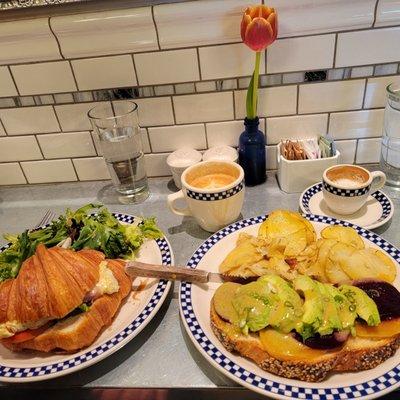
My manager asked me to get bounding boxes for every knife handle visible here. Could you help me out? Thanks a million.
[125,261,209,283]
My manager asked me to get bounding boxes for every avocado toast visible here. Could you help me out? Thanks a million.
[210,275,400,382]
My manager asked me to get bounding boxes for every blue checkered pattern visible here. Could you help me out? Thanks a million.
[187,181,244,201]
[180,213,400,399]
[323,181,370,197]
[372,191,393,222]
[302,183,393,226]
[0,213,172,381]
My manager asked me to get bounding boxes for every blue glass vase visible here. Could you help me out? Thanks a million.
[238,117,266,186]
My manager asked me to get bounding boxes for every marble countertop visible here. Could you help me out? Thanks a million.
[0,172,399,391]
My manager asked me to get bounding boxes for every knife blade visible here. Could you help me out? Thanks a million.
[125,261,224,283]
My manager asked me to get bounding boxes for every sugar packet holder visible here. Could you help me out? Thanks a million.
[277,140,340,193]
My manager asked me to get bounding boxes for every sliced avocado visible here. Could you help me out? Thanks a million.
[293,275,324,339]
[325,284,357,332]
[213,282,241,325]
[232,279,278,334]
[339,285,381,326]
[258,275,303,333]
[316,282,342,336]
[232,295,271,333]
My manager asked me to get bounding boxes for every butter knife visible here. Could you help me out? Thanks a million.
[125,261,224,283]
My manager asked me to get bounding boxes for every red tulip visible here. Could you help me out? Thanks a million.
[241,5,278,52]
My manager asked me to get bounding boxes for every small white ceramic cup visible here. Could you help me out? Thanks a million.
[322,164,386,215]
[166,148,202,189]
[167,161,245,232]
[203,146,238,163]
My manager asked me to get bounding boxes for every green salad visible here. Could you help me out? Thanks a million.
[0,203,163,282]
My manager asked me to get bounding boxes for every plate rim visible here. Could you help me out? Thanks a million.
[179,213,400,400]
[0,212,174,383]
[299,182,394,230]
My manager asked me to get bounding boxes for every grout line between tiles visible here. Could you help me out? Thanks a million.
[170,95,177,125]
[150,6,161,51]
[51,105,63,132]
[0,118,8,136]
[372,0,379,27]
[354,139,360,163]
[18,161,29,183]
[48,17,65,59]
[203,122,209,149]
[34,134,45,159]
[69,157,80,180]
[196,48,202,81]
[131,54,140,87]
[332,33,338,69]
[7,65,21,96]
[68,60,79,91]
[361,78,368,109]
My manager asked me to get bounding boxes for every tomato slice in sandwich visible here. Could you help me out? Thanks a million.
[2,325,49,345]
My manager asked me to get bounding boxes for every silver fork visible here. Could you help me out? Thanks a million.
[34,210,56,229]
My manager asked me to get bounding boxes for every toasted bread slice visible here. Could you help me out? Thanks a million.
[210,301,400,382]
[3,260,132,353]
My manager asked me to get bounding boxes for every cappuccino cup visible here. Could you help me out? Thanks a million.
[167,161,244,232]
[322,164,386,215]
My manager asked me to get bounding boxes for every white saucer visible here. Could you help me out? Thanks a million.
[299,182,394,230]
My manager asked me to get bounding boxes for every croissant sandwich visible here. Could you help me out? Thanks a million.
[0,244,132,353]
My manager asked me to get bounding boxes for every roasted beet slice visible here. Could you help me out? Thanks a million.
[293,331,349,350]
[352,280,400,321]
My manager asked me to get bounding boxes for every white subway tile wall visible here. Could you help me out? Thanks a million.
[0,18,61,65]
[148,124,206,152]
[356,138,382,164]
[50,8,158,58]
[153,0,256,49]
[206,120,250,147]
[335,140,357,164]
[37,131,96,159]
[266,114,328,145]
[267,35,335,74]
[21,159,77,183]
[0,0,399,185]
[0,136,42,162]
[173,92,234,123]
[73,157,110,181]
[0,106,60,135]
[271,0,375,37]
[364,75,400,108]
[55,102,112,131]
[336,28,400,67]
[299,80,365,114]
[376,0,400,26]
[11,61,77,95]
[235,86,297,118]
[199,43,265,80]
[0,163,26,185]
[135,50,199,85]
[71,55,137,90]
[329,110,385,140]
[0,67,18,97]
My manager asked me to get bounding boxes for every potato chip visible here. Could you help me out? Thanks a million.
[321,226,364,250]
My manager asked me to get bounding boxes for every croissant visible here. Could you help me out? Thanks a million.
[0,244,132,353]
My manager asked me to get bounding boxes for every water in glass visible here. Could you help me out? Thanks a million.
[380,83,400,188]
[100,126,148,195]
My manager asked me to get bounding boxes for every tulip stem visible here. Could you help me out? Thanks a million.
[252,51,261,119]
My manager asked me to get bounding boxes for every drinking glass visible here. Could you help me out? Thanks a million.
[88,101,149,203]
[380,83,400,188]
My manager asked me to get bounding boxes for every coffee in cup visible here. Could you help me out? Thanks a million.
[167,161,244,232]
[322,164,386,215]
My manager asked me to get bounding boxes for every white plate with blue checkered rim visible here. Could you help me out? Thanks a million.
[299,182,394,230]
[0,213,173,383]
[179,214,400,400]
